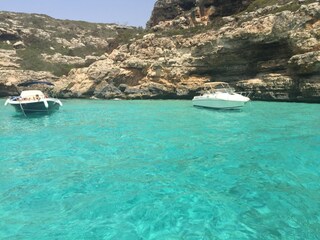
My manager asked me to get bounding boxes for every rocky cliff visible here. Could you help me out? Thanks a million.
[1,1,320,102]
[147,0,254,29]
[54,0,320,102]
[0,11,142,97]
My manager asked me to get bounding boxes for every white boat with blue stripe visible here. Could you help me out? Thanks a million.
[4,81,62,115]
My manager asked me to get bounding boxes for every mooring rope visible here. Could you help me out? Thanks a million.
[19,100,27,117]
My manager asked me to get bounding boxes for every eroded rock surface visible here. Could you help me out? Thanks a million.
[0,11,136,96]
[54,2,320,102]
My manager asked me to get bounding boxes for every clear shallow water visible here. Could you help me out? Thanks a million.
[1,99,320,240]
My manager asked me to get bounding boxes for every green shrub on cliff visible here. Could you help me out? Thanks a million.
[2,12,146,77]
[16,48,86,76]
[246,0,317,12]
[157,18,225,38]
[0,41,14,50]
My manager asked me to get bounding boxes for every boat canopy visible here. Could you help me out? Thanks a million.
[17,81,54,87]
[20,90,45,98]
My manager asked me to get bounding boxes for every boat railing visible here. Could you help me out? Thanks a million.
[9,96,20,101]
[212,87,235,94]
[201,82,251,96]
[210,88,253,98]
[201,87,230,95]
[9,95,47,102]
[237,91,252,97]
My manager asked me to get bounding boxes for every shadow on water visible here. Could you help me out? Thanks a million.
[11,111,57,119]
[7,111,62,129]
[8,111,63,129]
[193,106,244,113]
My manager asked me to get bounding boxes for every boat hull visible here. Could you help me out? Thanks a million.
[9,100,61,114]
[192,98,248,109]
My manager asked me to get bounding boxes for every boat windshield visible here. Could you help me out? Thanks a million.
[203,82,235,94]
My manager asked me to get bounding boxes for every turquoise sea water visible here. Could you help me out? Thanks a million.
[1,99,320,240]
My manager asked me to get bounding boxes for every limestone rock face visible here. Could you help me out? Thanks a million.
[0,49,20,70]
[147,0,253,29]
[147,0,196,28]
[52,2,320,102]
[289,51,320,75]
[0,27,20,41]
[0,11,137,95]
[0,70,58,97]
[54,33,208,99]
[41,53,98,65]
[0,47,58,96]
[237,74,296,101]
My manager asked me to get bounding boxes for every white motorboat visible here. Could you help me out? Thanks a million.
[192,82,250,109]
[4,81,62,115]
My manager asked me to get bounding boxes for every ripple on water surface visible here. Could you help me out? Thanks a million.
[0,100,320,239]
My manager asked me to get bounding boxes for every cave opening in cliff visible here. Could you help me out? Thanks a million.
[189,39,293,81]
[0,34,19,41]
[252,41,292,60]
[248,40,293,73]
